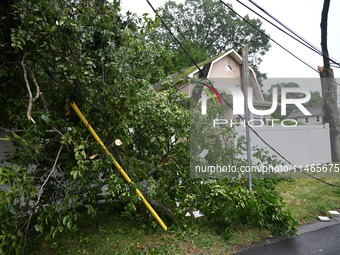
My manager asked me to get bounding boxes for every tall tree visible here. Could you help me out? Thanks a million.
[304,91,322,108]
[264,82,307,120]
[148,0,271,82]
[264,82,323,120]
[320,0,340,162]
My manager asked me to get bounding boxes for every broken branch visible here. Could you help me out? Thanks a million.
[21,55,36,124]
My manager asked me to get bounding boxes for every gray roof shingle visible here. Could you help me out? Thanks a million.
[287,106,322,118]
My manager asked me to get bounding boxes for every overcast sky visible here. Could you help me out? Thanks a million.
[120,0,340,87]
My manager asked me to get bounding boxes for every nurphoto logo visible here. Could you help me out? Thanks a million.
[200,81,312,127]
[201,85,311,116]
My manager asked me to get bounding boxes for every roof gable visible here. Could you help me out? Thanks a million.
[186,49,264,101]
[157,49,265,102]
[187,49,241,78]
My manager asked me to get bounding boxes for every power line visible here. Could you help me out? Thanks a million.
[247,0,340,68]
[235,0,340,67]
[146,0,340,188]
[218,0,340,87]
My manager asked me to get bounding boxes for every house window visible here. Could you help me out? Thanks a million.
[305,117,309,123]
[316,116,320,122]
[225,65,233,72]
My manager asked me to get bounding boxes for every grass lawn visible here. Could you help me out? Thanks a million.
[276,178,340,224]
[27,177,340,255]
[26,215,270,255]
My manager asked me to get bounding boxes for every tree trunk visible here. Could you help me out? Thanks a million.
[320,0,340,162]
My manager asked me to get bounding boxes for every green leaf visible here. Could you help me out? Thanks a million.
[9,206,17,215]
[34,224,44,233]
[41,114,50,123]
[66,221,72,230]
[62,216,68,226]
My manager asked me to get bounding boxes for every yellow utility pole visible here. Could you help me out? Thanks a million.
[70,101,168,231]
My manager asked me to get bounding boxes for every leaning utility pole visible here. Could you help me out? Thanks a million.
[319,0,340,162]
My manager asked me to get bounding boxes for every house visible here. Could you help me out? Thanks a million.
[156,49,273,122]
[155,50,333,170]
[288,106,323,124]
[288,106,340,125]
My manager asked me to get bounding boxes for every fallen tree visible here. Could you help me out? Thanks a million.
[0,1,297,254]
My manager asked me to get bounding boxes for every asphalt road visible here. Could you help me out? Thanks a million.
[237,223,340,255]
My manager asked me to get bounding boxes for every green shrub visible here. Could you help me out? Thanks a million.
[197,179,297,237]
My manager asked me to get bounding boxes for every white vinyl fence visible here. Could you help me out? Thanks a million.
[234,123,332,167]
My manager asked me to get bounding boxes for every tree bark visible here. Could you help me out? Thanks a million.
[320,0,340,162]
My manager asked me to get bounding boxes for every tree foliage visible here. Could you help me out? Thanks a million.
[148,0,271,81]
[0,1,296,254]
[264,82,322,120]
[0,0,187,253]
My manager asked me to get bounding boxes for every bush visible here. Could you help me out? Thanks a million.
[197,179,297,238]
